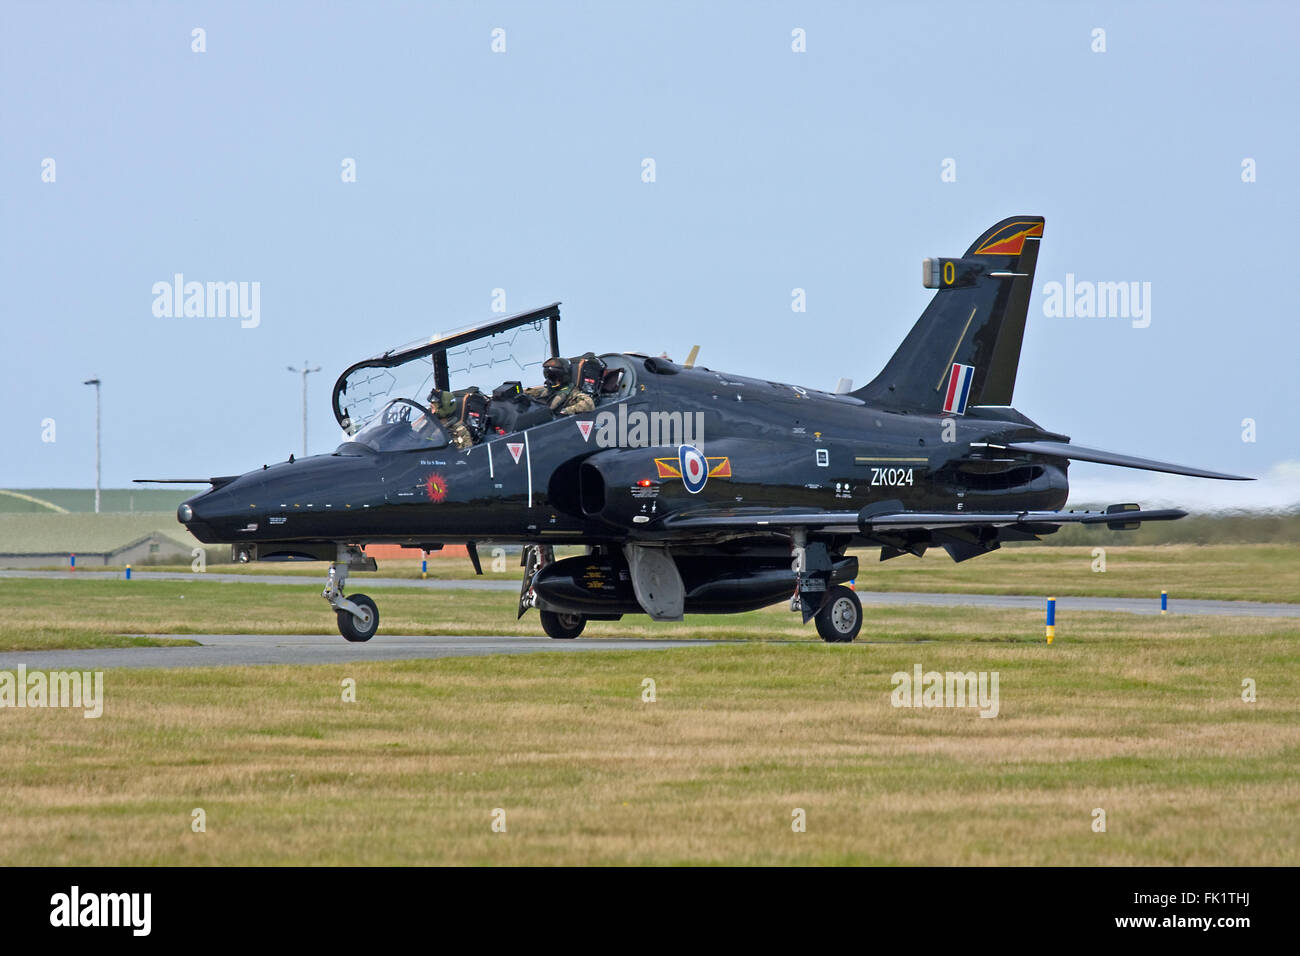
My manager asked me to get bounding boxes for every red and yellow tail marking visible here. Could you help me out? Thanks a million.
[971,220,1043,256]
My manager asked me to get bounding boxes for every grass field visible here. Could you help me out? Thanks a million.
[0,576,1050,650]
[2,547,1297,865]
[33,541,1300,607]
[854,542,1300,603]
[4,539,1299,652]
[0,606,1295,865]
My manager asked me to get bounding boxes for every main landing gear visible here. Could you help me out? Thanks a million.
[791,530,862,643]
[813,585,862,643]
[519,544,591,639]
[539,610,586,639]
[323,545,381,642]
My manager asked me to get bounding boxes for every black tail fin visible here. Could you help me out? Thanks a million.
[854,215,1044,415]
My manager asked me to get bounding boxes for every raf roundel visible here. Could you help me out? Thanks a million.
[678,444,708,494]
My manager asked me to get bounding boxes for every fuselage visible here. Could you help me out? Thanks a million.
[180,354,1070,550]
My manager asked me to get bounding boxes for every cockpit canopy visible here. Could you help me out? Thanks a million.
[332,303,561,435]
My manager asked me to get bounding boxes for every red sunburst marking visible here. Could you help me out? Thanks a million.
[425,473,448,503]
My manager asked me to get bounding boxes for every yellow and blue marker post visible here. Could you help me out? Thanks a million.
[1161,590,1167,615]
[1046,596,1056,644]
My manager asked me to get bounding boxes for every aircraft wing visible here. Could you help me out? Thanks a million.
[663,504,1187,534]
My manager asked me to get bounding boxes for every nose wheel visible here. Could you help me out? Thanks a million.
[322,546,382,642]
[336,593,379,642]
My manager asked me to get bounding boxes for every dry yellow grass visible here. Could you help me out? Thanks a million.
[0,608,1296,865]
[850,543,1300,603]
[58,543,1300,603]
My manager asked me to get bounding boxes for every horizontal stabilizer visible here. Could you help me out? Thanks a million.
[999,441,1251,481]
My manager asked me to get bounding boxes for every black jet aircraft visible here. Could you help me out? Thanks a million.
[150,216,1249,643]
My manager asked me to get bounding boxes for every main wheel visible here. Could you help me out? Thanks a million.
[814,585,861,643]
[540,610,586,639]
[337,593,379,642]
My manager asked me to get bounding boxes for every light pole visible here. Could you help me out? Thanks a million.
[287,362,320,456]
[82,378,101,513]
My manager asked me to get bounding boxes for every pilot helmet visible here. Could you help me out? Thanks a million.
[542,356,571,388]
[432,390,457,417]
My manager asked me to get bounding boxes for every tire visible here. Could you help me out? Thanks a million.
[337,593,379,642]
[540,610,586,639]
[814,585,861,643]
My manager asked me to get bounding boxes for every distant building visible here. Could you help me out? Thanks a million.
[0,512,194,568]
[0,531,194,569]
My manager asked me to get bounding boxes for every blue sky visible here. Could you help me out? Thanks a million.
[3,1,1297,507]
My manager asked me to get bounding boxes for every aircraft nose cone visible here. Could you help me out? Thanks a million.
[178,490,229,542]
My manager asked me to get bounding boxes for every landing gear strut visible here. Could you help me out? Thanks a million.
[323,545,380,642]
[516,544,553,619]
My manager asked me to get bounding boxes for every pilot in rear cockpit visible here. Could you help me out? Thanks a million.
[524,356,596,416]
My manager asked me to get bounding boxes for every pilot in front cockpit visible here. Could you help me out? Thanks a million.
[428,389,473,450]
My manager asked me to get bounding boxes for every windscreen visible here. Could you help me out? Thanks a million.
[350,399,450,453]
[337,360,436,436]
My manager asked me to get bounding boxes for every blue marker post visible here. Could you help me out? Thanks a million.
[125,563,132,581]
[69,553,76,572]
[1046,596,1056,644]
[421,555,428,580]
[1161,590,1167,615]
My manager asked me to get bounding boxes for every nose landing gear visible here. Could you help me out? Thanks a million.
[323,545,381,642]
